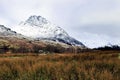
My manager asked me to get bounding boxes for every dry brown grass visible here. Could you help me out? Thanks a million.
[0,51,120,80]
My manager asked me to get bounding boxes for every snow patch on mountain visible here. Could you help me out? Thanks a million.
[13,15,86,47]
[0,25,24,38]
[0,25,17,36]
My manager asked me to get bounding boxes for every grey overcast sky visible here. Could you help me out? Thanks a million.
[0,0,120,48]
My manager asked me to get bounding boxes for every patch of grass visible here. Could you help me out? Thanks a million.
[0,51,120,80]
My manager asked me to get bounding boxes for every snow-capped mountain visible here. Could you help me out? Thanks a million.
[0,25,23,37]
[13,15,86,48]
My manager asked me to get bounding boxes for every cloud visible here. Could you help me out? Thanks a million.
[70,32,120,48]
[0,0,120,48]
[0,0,87,26]
[78,10,120,26]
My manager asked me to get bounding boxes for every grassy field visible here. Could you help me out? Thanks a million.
[0,51,120,80]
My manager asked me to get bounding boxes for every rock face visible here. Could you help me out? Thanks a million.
[13,15,86,48]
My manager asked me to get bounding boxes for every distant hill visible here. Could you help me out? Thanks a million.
[94,45,120,50]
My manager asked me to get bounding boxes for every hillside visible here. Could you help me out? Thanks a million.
[0,36,86,53]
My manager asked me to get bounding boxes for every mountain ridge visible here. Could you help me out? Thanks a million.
[0,25,24,38]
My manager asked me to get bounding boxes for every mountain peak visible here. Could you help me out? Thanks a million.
[26,15,48,26]
[13,15,86,48]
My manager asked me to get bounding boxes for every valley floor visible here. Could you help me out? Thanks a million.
[0,51,120,80]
